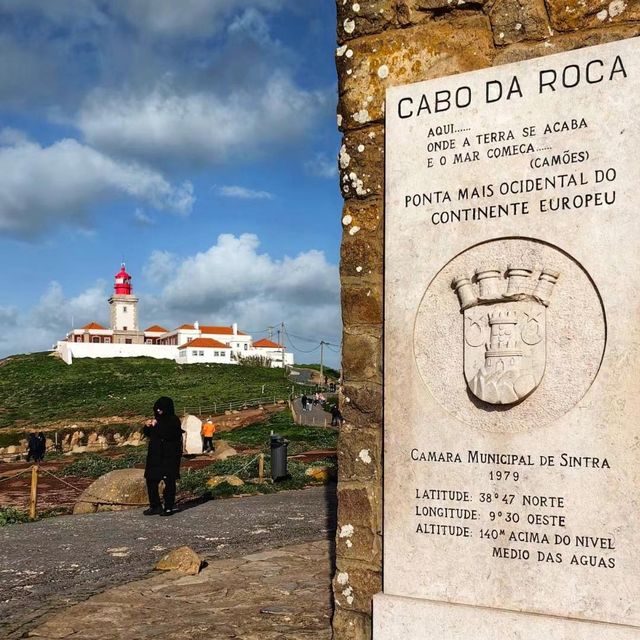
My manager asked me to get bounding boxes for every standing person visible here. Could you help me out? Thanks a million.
[201,417,216,453]
[143,396,183,516]
[301,394,308,412]
[26,433,38,462]
[35,432,46,462]
[330,405,343,427]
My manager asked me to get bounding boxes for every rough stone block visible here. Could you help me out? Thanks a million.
[342,329,382,383]
[342,279,383,326]
[340,381,383,426]
[332,605,373,640]
[333,562,382,614]
[338,423,382,482]
[340,228,383,279]
[341,197,383,233]
[336,0,396,43]
[339,126,384,198]
[493,24,640,64]
[337,484,382,564]
[488,0,551,44]
[544,0,640,32]
[338,15,495,130]
[396,1,489,27]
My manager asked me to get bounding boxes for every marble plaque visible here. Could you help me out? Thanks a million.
[380,37,640,635]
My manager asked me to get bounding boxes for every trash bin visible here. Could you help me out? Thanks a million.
[270,434,289,481]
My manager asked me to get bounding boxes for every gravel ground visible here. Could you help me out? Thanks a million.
[0,484,336,639]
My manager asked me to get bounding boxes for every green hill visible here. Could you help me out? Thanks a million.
[0,353,295,430]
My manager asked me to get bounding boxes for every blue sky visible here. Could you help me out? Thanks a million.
[0,1,342,367]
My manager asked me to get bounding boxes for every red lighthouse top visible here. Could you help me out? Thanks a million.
[114,263,132,295]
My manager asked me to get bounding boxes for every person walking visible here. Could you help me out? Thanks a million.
[201,417,216,453]
[301,394,308,412]
[143,396,183,516]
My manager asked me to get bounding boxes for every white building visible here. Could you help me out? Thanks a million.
[54,264,294,368]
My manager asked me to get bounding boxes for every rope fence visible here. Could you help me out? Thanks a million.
[4,452,268,519]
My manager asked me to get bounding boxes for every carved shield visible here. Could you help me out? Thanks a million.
[463,300,546,405]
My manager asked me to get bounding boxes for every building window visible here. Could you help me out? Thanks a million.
[199,350,204,356]
[92,337,99,343]
[244,344,248,350]
[179,350,185,357]
[105,338,111,343]
[123,326,127,331]
[192,350,197,356]
[145,339,152,344]
[125,339,132,344]
[123,306,127,312]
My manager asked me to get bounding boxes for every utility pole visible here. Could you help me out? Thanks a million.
[320,341,325,385]
[268,325,274,340]
[281,322,286,374]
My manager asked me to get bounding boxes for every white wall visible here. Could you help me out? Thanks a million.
[55,341,177,364]
[176,347,233,365]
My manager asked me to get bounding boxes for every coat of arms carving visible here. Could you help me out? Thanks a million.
[452,266,559,405]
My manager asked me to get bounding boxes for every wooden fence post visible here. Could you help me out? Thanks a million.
[258,454,264,482]
[29,464,39,520]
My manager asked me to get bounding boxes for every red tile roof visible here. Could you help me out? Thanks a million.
[82,322,107,330]
[177,324,247,335]
[144,325,168,333]
[178,338,230,349]
[253,338,282,348]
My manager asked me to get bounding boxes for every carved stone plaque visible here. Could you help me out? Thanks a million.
[378,37,640,639]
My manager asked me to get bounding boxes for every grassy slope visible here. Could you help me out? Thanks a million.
[0,353,293,429]
[296,363,340,380]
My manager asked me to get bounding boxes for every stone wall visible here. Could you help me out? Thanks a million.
[333,2,640,637]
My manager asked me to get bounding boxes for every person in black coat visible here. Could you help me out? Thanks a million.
[143,396,183,516]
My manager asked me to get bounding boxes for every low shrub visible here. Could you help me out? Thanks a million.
[0,507,29,526]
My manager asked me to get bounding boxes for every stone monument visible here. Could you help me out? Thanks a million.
[181,414,203,455]
[376,37,639,638]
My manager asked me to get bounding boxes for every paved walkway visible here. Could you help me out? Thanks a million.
[291,398,333,428]
[27,540,333,639]
[1,485,336,638]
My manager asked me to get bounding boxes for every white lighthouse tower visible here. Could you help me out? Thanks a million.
[108,263,142,343]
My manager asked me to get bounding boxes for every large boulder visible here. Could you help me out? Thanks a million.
[206,474,244,488]
[154,546,202,575]
[209,440,237,461]
[73,468,151,515]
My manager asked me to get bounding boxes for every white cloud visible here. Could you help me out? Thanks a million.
[143,233,341,364]
[0,281,108,358]
[305,153,338,179]
[216,186,274,200]
[0,128,30,146]
[116,0,286,38]
[143,250,178,285]
[133,208,155,226]
[0,137,194,237]
[77,73,328,165]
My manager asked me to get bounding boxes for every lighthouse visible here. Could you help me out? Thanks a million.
[108,263,140,342]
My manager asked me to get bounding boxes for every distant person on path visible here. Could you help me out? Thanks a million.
[330,405,343,427]
[143,396,183,516]
[301,394,308,412]
[26,433,39,462]
[201,417,216,453]
[35,432,46,462]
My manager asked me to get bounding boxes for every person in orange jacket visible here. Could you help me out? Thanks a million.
[201,417,216,453]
